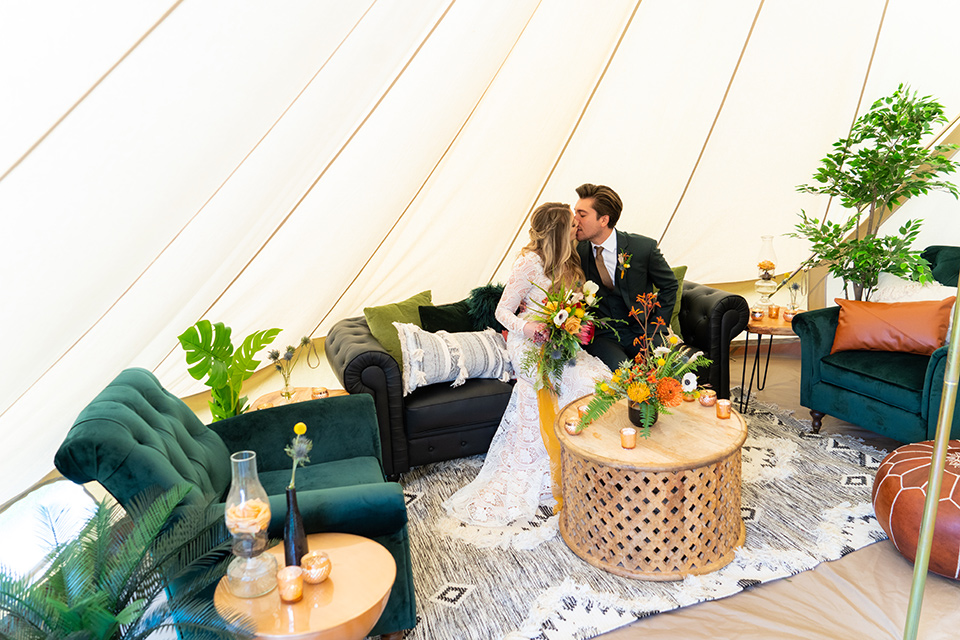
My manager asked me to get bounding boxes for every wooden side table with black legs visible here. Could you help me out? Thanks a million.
[738,313,800,413]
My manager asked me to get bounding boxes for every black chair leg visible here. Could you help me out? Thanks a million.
[810,410,825,433]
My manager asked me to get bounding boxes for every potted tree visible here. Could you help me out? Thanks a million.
[791,84,958,301]
[0,485,254,640]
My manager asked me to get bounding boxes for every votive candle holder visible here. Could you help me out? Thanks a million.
[620,427,637,449]
[716,399,732,419]
[277,566,304,603]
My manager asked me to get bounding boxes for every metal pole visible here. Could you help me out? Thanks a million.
[903,286,960,640]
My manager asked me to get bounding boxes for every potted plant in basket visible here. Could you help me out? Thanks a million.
[790,84,958,301]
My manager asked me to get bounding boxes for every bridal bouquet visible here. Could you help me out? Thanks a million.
[578,292,711,436]
[519,280,618,392]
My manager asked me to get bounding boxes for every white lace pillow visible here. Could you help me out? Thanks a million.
[393,322,513,396]
[872,273,957,343]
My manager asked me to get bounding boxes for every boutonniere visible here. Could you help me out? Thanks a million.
[617,250,632,278]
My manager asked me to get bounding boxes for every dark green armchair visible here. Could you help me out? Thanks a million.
[54,368,415,638]
[793,245,960,443]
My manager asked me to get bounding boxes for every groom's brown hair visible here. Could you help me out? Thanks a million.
[575,183,622,228]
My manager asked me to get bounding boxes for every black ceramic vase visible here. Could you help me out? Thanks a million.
[284,487,307,566]
[627,400,658,429]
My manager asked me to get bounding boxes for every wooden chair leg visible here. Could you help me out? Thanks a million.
[810,410,825,433]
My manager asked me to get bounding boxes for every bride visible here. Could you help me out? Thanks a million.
[443,202,610,528]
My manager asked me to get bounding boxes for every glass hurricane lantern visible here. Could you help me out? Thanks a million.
[224,450,278,597]
[754,235,778,308]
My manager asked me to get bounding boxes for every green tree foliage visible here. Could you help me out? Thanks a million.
[791,84,958,300]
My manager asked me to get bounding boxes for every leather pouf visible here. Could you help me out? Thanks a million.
[872,440,960,580]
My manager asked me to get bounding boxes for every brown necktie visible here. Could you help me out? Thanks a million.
[595,246,614,289]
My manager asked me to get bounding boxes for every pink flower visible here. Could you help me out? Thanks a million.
[578,321,595,345]
[533,327,550,344]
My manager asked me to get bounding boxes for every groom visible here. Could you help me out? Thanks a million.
[575,183,678,371]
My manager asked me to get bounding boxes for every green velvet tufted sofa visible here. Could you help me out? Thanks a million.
[54,368,416,638]
[793,246,960,443]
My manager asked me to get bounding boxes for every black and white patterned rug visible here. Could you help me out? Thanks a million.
[395,401,888,640]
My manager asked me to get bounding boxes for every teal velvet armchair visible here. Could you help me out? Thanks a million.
[793,245,960,443]
[54,368,416,638]
[793,307,959,443]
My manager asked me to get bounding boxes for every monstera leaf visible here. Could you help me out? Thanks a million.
[178,321,280,421]
[178,320,235,389]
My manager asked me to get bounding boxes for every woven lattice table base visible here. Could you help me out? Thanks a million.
[559,444,744,580]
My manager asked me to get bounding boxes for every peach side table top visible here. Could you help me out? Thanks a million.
[214,532,395,640]
[251,387,348,410]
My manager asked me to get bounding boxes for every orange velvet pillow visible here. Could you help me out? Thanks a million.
[831,297,956,355]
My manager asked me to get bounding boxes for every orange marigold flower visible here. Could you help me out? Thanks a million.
[627,382,650,403]
[647,370,658,383]
[657,377,683,407]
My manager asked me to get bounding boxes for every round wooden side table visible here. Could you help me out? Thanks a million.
[556,396,747,581]
[251,387,348,410]
[739,313,800,412]
[214,532,395,640]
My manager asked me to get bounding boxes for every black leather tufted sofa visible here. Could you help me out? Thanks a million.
[325,281,748,478]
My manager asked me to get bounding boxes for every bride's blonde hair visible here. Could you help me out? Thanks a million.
[523,202,584,291]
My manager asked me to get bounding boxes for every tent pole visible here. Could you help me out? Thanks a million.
[903,280,960,640]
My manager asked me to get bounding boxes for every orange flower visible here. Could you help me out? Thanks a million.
[657,377,683,407]
[647,370,658,383]
[225,498,271,535]
[564,315,582,334]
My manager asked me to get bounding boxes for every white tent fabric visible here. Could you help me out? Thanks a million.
[1,0,959,504]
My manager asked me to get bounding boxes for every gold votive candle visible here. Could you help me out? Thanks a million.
[277,566,304,602]
[620,427,637,449]
[682,391,697,402]
[563,417,581,436]
[311,387,328,399]
[768,304,781,319]
[782,309,797,322]
[716,399,732,419]
[577,404,589,418]
[301,551,332,584]
[698,389,717,407]
[750,307,764,320]
[257,402,273,410]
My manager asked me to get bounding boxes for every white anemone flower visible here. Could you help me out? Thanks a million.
[583,281,599,296]
[553,309,569,326]
[682,372,698,392]
[653,346,671,357]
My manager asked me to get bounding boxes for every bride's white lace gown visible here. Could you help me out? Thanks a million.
[442,251,610,527]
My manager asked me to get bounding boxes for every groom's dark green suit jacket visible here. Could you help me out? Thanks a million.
[577,230,678,351]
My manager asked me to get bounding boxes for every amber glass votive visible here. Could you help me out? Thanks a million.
[782,309,797,322]
[577,404,589,419]
[768,305,781,319]
[698,389,717,407]
[620,427,637,449]
[750,307,764,320]
[301,551,332,584]
[563,417,581,436]
[277,566,304,602]
[311,387,328,399]
[716,399,732,419]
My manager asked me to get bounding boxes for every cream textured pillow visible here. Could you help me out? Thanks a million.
[393,322,513,396]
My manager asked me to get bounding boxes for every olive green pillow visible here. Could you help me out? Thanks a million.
[363,290,432,366]
[669,265,687,336]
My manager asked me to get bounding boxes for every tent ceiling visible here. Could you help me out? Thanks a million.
[1,0,958,503]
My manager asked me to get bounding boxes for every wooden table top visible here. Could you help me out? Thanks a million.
[555,395,747,472]
[747,312,801,336]
[251,387,348,411]
[214,532,395,640]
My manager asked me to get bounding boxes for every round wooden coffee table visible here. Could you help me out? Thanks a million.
[556,396,747,581]
[214,532,395,640]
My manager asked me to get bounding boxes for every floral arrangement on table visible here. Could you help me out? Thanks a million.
[269,336,314,399]
[519,280,620,392]
[579,292,712,437]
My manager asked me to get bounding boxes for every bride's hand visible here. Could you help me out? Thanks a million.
[523,322,547,340]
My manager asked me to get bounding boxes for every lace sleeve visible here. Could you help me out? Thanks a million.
[495,252,542,335]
